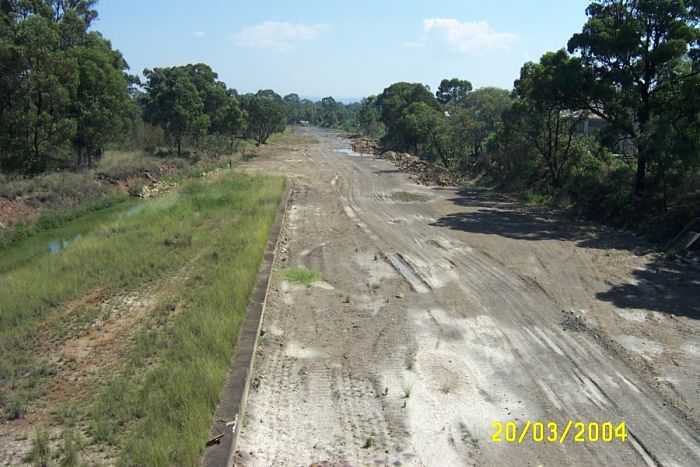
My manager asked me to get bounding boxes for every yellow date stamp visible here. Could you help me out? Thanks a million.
[491,421,627,444]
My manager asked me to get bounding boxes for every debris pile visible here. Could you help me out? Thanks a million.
[347,134,381,155]
[201,167,224,179]
[139,180,176,198]
[379,151,463,187]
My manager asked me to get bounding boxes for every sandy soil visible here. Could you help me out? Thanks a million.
[235,128,700,466]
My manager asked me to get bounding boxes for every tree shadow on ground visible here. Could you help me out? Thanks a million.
[434,187,651,252]
[596,257,700,320]
[372,169,402,175]
[432,187,700,319]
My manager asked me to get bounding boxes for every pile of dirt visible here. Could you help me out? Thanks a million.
[347,135,381,155]
[380,151,463,187]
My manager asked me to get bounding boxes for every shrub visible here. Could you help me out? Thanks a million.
[567,165,635,224]
[0,172,108,204]
[96,151,160,180]
[1,391,28,420]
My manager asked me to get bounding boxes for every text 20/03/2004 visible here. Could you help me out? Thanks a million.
[491,421,628,444]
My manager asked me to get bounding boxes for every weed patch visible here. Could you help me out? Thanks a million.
[282,267,322,284]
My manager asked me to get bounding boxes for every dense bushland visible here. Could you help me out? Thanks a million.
[357,0,700,240]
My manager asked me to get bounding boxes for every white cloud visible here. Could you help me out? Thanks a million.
[234,21,328,52]
[422,18,519,55]
[193,31,206,38]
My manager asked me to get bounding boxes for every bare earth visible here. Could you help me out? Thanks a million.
[236,128,700,466]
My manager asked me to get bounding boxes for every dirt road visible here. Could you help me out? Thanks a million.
[235,128,700,466]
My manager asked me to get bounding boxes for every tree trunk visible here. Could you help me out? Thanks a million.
[635,155,646,194]
[177,138,182,157]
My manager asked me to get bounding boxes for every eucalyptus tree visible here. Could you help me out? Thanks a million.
[377,82,440,150]
[511,50,591,188]
[142,67,209,156]
[244,91,286,145]
[568,0,700,194]
[0,0,134,172]
[436,78,473,106]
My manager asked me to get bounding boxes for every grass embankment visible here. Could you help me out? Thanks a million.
[0,171,285,465]
[0,148,240,249]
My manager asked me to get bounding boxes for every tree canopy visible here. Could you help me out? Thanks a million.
[568,0,700,194]
[0,0,135,172]
[242,90,286,145]
[436,78,473,106]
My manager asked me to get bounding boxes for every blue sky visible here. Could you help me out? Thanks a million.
[95,0,592,101]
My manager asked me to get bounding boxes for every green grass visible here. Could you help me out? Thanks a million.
[282,267,322,284]
[26,429,51,466]
[0,171,285,465]
[522,189,554,206]
[59,429,81,467]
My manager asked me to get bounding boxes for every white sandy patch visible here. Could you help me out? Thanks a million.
[284,341,320,359]
[615,308,649,323]
[408,255,460,290]
[355,252,398,285]
[380,309,530,465]
[412,213,437,224]
[616,334,664,358]
[280,279,306,304]
[683,342,700,357]
[357,294,389,316]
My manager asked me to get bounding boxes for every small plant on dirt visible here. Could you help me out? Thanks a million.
[60,429,81,467]
[344,294,351,303]
[401,383,413,399]
[363,437,375,449]
[26,429,51,467]
[50,404,78,427]
[282,267,321,284]
[2,392,28,420]
[371,282,380,290]
[440,383,454,394]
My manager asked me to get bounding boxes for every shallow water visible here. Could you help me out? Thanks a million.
[333,148,358,156]
[47,234,82,255]
[126,205,144,217]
